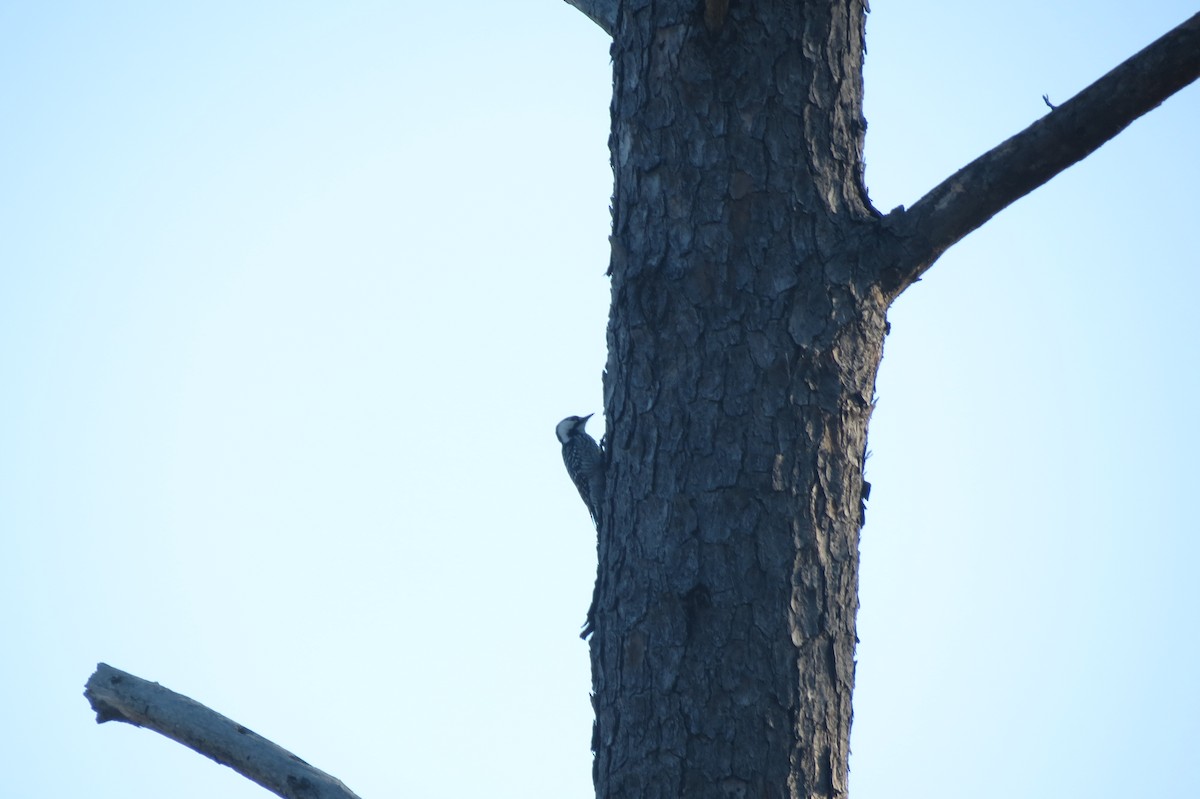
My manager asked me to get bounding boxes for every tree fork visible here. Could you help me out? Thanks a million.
[885,10,1200,297]
[580,2,1200,798]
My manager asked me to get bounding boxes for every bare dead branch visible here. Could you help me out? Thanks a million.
[84,663,361,799]
[880,12,1200,299]
[562,0,616,35]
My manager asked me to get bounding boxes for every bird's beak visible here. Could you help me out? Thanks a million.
[583,413,594,422]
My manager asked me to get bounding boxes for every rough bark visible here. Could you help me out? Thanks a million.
[591,3,879,797]
[84,663,361,799]
[575,3,1200,799]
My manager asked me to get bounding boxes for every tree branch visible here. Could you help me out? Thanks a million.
[84,663,361,799]
[562,0,616,35]
[881,11,1200,299]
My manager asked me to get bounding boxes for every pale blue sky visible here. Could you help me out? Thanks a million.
[2,3,1197,798]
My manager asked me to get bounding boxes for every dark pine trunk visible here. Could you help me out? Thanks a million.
[591,2,885,797]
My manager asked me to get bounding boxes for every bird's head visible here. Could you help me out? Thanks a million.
[556,413,594,444]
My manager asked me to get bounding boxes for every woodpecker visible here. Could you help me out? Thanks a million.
[556,413,605,527]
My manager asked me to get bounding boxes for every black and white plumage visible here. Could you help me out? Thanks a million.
[556,413,605,527]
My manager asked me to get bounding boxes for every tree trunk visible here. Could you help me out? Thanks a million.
[579,2,1200,796]
[591,2,882,796]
